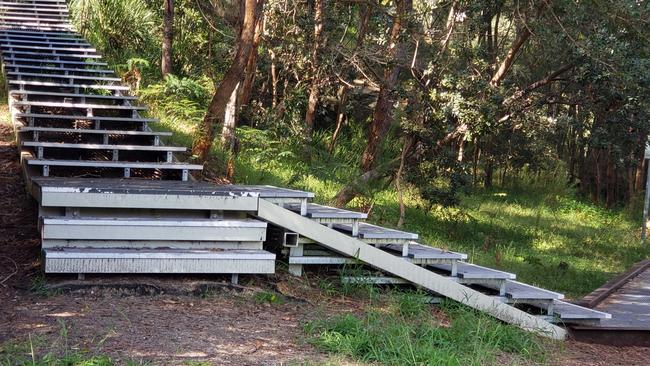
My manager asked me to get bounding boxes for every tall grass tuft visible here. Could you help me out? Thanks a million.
[305,293,552,366]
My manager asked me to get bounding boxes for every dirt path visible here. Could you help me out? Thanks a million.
[1,120,650,365]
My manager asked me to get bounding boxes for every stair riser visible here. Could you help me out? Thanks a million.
[44,257,276,274]
[42,239,264,250]
[42,224,267,242]
[38,192,258,211]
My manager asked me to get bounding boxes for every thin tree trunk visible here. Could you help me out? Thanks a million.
[192,0,264,161]
[304,0,325,136]
[484,159,494,188]
[396,136,414,228]
[161,0,174,77]
[328,84,347,153]
[360,0,412,172]
[269,49,278,109]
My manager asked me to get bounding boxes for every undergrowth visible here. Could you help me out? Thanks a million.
[305,291,553,366]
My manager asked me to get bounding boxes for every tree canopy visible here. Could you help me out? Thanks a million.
[70,0,650,207]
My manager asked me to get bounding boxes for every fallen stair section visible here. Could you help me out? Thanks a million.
[0,0,610,339]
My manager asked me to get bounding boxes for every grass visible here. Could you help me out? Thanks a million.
[0,322,150,366]
[305,291,554,366]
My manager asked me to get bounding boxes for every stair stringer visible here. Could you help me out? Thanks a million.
[257,199,566,340]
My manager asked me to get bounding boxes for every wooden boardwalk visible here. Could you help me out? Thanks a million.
[572,260,650,345]
[596,266,650,329]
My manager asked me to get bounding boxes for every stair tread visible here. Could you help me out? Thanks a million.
[33,177,313,198]
[20,127,171,136]
[553,300,611,320]
[384,243,467,260]
[2,44,96,52]
[8,72,121,82]
[287,203,367,219]
[14,101,145,109]
[430,262,516,280]
[503,280,564,300]
[3,56,108,66]
[23,141,185,151]
[26,158,203,170]
[10,91,133,98]
[9,80,129,90]
[17,113,156,122]
[334,222,419,240]
[2,50,101,58]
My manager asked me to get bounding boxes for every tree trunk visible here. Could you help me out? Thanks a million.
[222,82,240,148]
[396,136,414,228]
[331,157,402,207]
[161,0,174,77]
[484,159,494,188]
[304,0,325,136]
[490,27,531,87]
[192,0,264,161]
[360,0,411,172]
[239,17,264,109]
[269,49,278,109]
[328,84,347,153]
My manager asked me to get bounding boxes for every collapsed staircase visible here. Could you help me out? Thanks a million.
[0,0,610,340]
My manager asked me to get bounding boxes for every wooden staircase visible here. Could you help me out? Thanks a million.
[0,0,611,340]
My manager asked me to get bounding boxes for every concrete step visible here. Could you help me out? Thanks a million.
[43,248,276,274]
[41,217,267,242]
